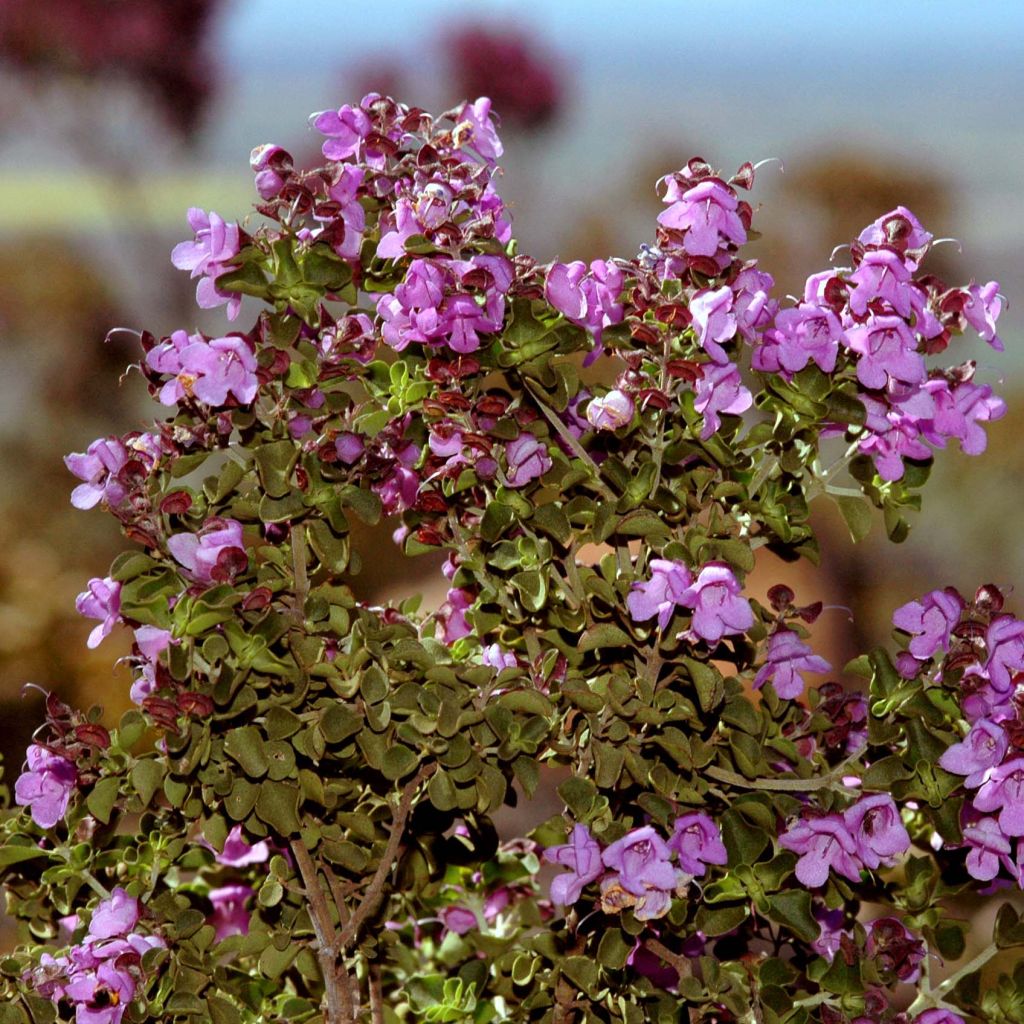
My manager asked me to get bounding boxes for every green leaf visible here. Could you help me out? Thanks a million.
[579,624,632,651]
[86,776,121,825]
[254,440,298,499]
[206,996,242,1024]
[531,504,572,546]
[256,782,302,836]
[225,726,269,778]
[695,902,749,936]
[766,890,818,942]
[596,927,632,970]
[836,495,873,542]
[428,770,458,812]
[381,745,420,781]
[130,759,165,808]
[511,570,547,613]
[995,902,1024,948]
[557,777,596,820]
[0,843,49,867]
[560,956,599,995]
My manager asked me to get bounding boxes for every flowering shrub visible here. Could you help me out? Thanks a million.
[0,92,1019,1024]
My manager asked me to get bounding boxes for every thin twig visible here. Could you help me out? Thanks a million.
[291,524,310,627]
[369,962,386,1024]
[337,763,436,951]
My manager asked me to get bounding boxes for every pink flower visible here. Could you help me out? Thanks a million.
[693,363,752,439]
[438,588,474,644]
[312,103,372,161]
[690,286,737,363]
[754,630,831,700]
[657,179,746,258]
[505,434,551,487]
[215,825,271,867]
[779,815,861,887]
[892,587,963,661]
[89,888,139,940]
[209,884,253,940]
[544,824,603,905]
[961,280,1003,350]
[167,517,247,586]
[845,316,924,391]
[14,744,77,829]
[843,794,910,869]
[586,389,634,431]
[453,97,504,164]
[75,576,122,649]
[171,208,241,320]
[545,259,625,365]
[679,562,754,644]
[628,559,693,632]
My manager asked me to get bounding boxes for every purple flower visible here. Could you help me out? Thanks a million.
[75,576,122,649]
[438,588,474,644]
[545,259,625,364]
[962,280,1003,351]
[586,389,634,431]
[753,302,843,376]
[858,207,933,257]
[64,438,132,510]
[844,794,910,869]
[171,208,241,320]
[847,249,914,318]
[923,379,1006,456]
[984,616,1024,694]
[183,336,259,407]
[690,286,737,363]
[602,827,684,920]
[858,392,935,482]
[482,644,517,670]
[657,179,746,258]
[544,824,603,905]
[63,961,137,1024]
[974,758,1024,836]
[913,1012,966,1024]
[14,744,77,829]
[679,562,755,644]
[939,719,1008,787]
[811,906,850,962]
[215,825,271,867]
[453,97,504,164]
[845,315,924,390]
[693,362,752,439]
[89,888,140,940]
[249,143,291,199]
[754,630,831,700]
[732,266,777,341]
[779,815,862,887]
[439,904,479,935]
[962,817,1014,881]
[668,813,728,875]
[209,884,253,940]
[324,165,367,261]
[335,432,365,464]
[167,517,247,585]
[312,103,371,161]
[892,587,963,661]
[505,434,551,487]
[627,559,693,631]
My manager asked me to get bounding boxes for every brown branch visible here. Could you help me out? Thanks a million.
[337,762,436,951]
[369,962,385,1024]
[291,838,353,1024]
[291,523,310,627]
[644,937,693,981]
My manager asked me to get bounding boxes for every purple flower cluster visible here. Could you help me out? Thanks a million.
[754,629,831,700]
[544,816,726,921]
[628,559,754,642]
[779,793,910,887]
[14,744,78,829]
[755,207,1005,481]
[25,888,164,1024]
[171,207,242,320]
[544,259,625,365]
[64,433,162,512]
[145,330,259,408]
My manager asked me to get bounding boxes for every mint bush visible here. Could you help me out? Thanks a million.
[0,92,1018,1024]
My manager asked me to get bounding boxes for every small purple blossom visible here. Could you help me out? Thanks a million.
[962,817,1014,881]
[858,207,933,258]
[779,815,862,887]
[679,562,755,644]
[627,559,693,632]
[312,102,371,161]
[167,517,247,586]
[753,630,831,700]
[847,249,914,318]
[667,813,728,875]
[940,719,1008,787]
[75,576,122,649]
[693,362,752,439]
[984,615,1024,694]
[439,904,479,935]
[962,281,1003,351]
[892,587,964,661]
[974,757,1024,837]
[913,1012,966,1024]
[543,824,603,905]
[690,286,737,363]
[14,744,77,829]
[209,884,253,940]
[171,208,241,319]
[505,433,551,487]
[453,97,504,164]
[482,644,517,670]
[586,389,634,431]
[865,917,925,983]
[89,888,139,940]
[249,143,291,199]
[845,315,925,390]
[753,302,843,376]
[215,825,271,867]
[545,259,625,365]
[438,588,474,644]
[844,793,910,869]
[602,827,684,920]
[657,179,746,258]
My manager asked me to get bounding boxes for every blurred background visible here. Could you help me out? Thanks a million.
[0,0,1021,938]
